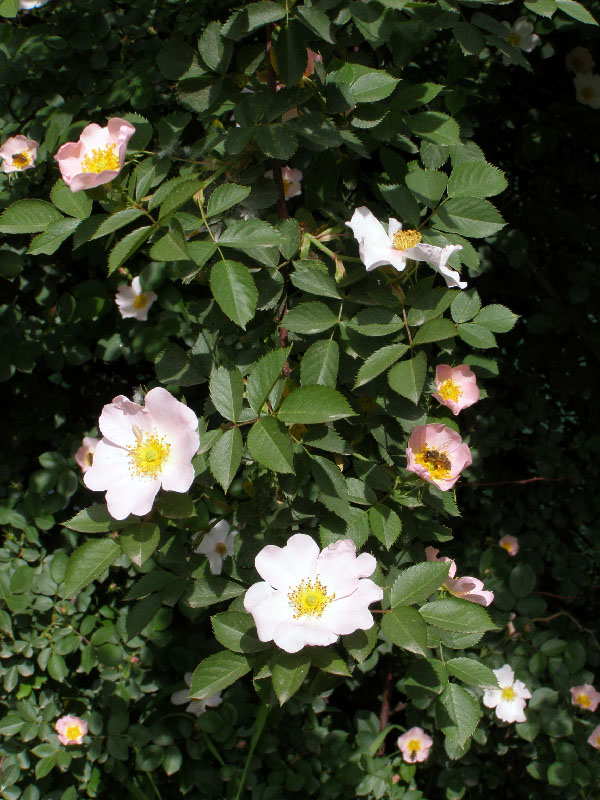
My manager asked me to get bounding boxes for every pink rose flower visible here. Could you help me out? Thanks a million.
[566,46,595,74]
[0,135,38,174]
[264,166,303,199]
[425,547,494,607]
[171,673,222,717]
[499,534,519,556]
[195,519,238,575]
[83,387,199,520]
[570,684,600,712]
[406,423,472,491]
[588,724,600,749]
[55,715,87,746]
[54,117,135,193]
[483,664,531,723]
[115,277,157,321]
[433,364,479,415]
[75,436,100,473]
[244,534,383,653]
[397,727,433,763]
[304,50,322,78]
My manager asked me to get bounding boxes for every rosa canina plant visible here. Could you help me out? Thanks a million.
[0,0,599,797]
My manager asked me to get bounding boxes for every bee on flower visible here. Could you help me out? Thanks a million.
[406,423,472,491]
[0,136,38,174]
[397,727,433,763]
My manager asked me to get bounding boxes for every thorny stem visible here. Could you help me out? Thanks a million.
[266,25,289,220]
[459,475,568,489]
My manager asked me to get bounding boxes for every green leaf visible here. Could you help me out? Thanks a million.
[273,25,308,85]
[246,348,291,414]
[185,563,245,608]
[284,302,338,335]
[392,82,443,110]
[408,112,461,146]
[438,684,482,746]
[126,594,162,640]
[310,647,352,676]
[433,197,505,238]
[218,219,281,265]
[381,607,428,657]
[278,218,302,260]
[158,178,203,222]
[255,124,298,160]
[63,539,121,597]
[388,352,427,404]
[210,366,244,422]
[291,260,341,299]
[547,762,574,787]
[222,1,286,40]
[301,339,339,388]
[457,322,497,349]
[474,304,519,333]
[312,454,350,520]
[278,386,356,425]
[446,658,498,688]
[158,40,203,80]
[347,308,403,337]
[354,343,409,389]
[451,289,481,323]
[108,226,154,275]
[198,20,233,72]
[206,184,251,218]
[447,162,508,199]
[210,259,258,329]
[211,610,269,653]
[0,200,64,234]
[379,184,420,227]
[155,492,195,518]
[90,208,146,240]
[50,180,93,219]
[412,318,456,345]
[343,625,378,664]
[369,504,402,549]
[247,417,294,473]
[0,0,19,18]
[509,563,536,597]
[27,219,81,256]
[296,5,334,42]
[155,343,205,386]
[149,218,190,261]
[453,22,485,55]
[119,523,160,567]
[47,652,67,682]
[270,651,311,705]
[419,598,497,633]
[390,562,451,607]
[190,651,251,699]
[63,504,123,533]
[405,169,447,207]
[209,427,243,492]
[555,0,597,24]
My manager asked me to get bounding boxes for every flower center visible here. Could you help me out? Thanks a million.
[12,151,32,168]
[407,739,421,755]
[215,542,228,555]
[575,692,591,707]
[128,426,171,480]
[581,86,595,101]
[415,445,452,480]
[508,33,521,47]
[288,578,335,618]
[439,379,462,402]
[81,143,120,174]
[85,451,94,467]
[393,229,422,251]
[501,687,516,701]
[133,293,149,309]
[500,540,513,553]
[66,724,83,741]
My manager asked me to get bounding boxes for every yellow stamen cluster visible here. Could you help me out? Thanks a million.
[415,446,452,480]
[133,294,149,310]
[288,578,335,619]
[128,427,171,480]
[66,724,83,741]
[81,143,119,174]
[407,739,422,755]
[215,542,228,555]
[439,379,462,402]
[501,687,516,701]
[500,540,513,553]
[508,33,521,46]
[575,692,591,707]
[12,151,32,168]
[393,229,421,251]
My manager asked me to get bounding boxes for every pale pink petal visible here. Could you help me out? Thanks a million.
[494,664,515,688]
[244,582,291,642]
[513,679,532,700]
[104,473,161,519]
[483,687,501,709]
[75,436,100,472]
[98,395,152,447]
[346,207,391,248]
[425,546,457,578]
[587,724,600,749]
[320,579,383,635]
[316,539,376,597]
[273,619,337,652]
[144,387,199,447]
[254,533,320,592]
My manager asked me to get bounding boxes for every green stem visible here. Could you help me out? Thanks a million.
[203,732,226,766]
[146,772,162,800]
[233,704,270,800]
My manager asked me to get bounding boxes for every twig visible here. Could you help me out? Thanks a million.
[377,658,394,756]
[531,610,600,651]
[459,475,567,489]
[266,25,288,220]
